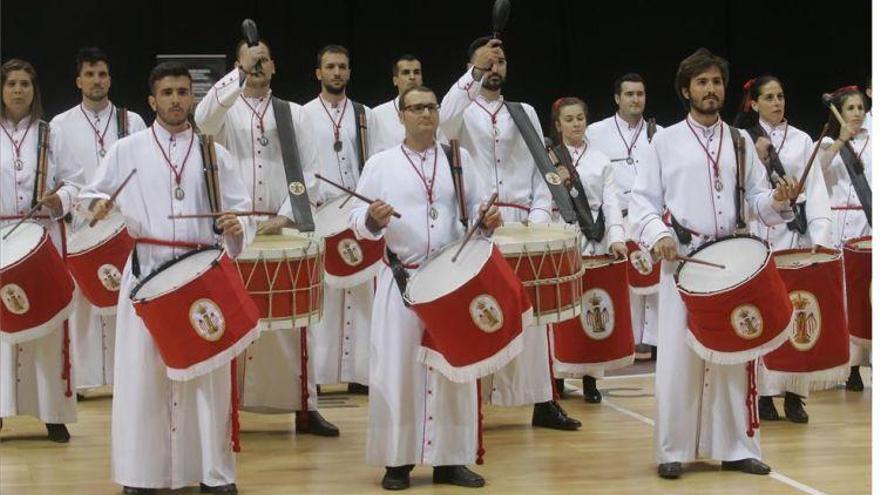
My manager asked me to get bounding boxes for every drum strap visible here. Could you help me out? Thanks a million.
[115,106,129,139]
[552,144,605,242]
[129,238,211,279]
[352,100,369,173]
[646,117,657,143]
[31,120,50,208]
[838,141,872,226]
[385,248,412,307]
[745,126,807,234]
[271,97,315,232]
[198,133,224,236]
[730,126,748,234]
[504,101,577,224]
[441,140,468,228]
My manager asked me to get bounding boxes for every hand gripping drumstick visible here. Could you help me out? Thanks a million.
[821,93,849,128]
[89,169,137,227]
[314,173,402,218]
[452,192,498,263]
[2,182,66,240]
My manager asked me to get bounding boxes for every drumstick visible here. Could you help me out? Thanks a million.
[88,168,137,227]
[168,211,251,220]
[677,255,725,270]
[821,93,848,127]
[451,192,498,263]
[793,123,830,199]
[314,173,401,218]
[2,182,66,240]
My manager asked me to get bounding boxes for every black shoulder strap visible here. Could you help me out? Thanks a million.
[115,106,129,139]
[32,120,50,207]
[272,97,315,232]
[503,101,577,224]
[729,125,748,233]
[351,100,369,172]
[746,124,808,234]
[838,141,873,226]
[551,144,605,242]
[198,133,221,213]
[441,140,468,228]
[646,117,657,143]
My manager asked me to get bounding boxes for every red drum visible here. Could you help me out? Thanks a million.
[66,210,133,313]
[762,249,850,381]
[131,248,261,381]
[844,236,871,345]
[405,237,534,383]
[235,231,324,330]
[551,256,635,377]
[493,224,583,324]
[0,221,75,343]
[675,236,793,364]
[316,195,384,288]
[626,240,660,294]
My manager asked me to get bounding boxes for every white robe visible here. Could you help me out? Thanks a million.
[79,124,253,489]
[50,102,147,391]
[195,68,320,412]
[440,69,554,406]
[630,115,793,464]
[587,115,663,346]
[302,95,378,385]
[351,143,485,467]
[1,117,82,424]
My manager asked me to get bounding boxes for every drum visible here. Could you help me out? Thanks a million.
[66,210,133,313]
[552,255,635,377]
[626,240,660,294]
[405,236,534,383]
[675,236,793,364]
[315,195,384,288]
[492,224,583,324]
[131,247,261,381]
[0,221,75,343]
[844,236,871,345]
[762,248,850,383]
[235,231,324,330]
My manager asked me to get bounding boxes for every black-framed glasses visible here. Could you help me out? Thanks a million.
[403,103,440,113]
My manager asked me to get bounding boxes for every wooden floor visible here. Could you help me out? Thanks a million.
[0,365,871,494]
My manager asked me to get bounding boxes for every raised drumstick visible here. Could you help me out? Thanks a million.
[314,173,401,218]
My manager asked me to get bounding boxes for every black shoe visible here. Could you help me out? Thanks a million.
[347,382,370,395]
[758,396,780,421]
[123,487,157,494]
[199,483,238,493]
[531,401,581,431]
[657,462,682,479]
[650,346,657,361]
[46,423,70,443]
[721,458,771,475]
[382,465,414,490]
[784,392,809,424]
[554,378,566,399]
[582,375,602,404]
[296,410,340,437]
[76,393,86,401]
[433,465,485,487]
[846,366,864,391]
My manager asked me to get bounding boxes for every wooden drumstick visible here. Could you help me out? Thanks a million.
[821,93,848,127]
[676,255,725,270]
[89,169,137,227]
[168,211,251,220]
[793,124,830,199]
[314,173,402,218]
[2,182,66,240]
[452,192,498,263]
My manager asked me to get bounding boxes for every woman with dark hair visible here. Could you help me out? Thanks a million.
[548,97,628,404]
[0,58,82,442]
[733,76,835,425]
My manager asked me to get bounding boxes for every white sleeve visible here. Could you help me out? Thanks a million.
[350,156,385,241]
[601,158,625,245]
[629,136,672,250]
[48,123,83,218]
[194,68,243,136]
[440,69,482,140]
[216,144,254,256]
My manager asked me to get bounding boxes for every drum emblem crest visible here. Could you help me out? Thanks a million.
[544,172,563,186]
[580,289,614,340]
[288,181,306,196]
[730,304,764,340]
[469,294,504,333]
[189,298,226,342]
[629,250,654,276]
[788,291,821,351]
[97,264,122,292]
[338,238,364,267]
[0,284,29,315]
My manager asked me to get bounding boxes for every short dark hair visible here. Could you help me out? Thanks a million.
[148,62,191,95]
[1,58,43,121]
[614,73,644,96]
[675,48,729,106]
[76,47,110,75]
[467,36,493,62]
[392,54,419,76]
[317,44,349,68]
[399,85,436,109]
[233,39,272,62]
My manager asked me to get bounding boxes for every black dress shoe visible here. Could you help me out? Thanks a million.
[721,458,771,475]
[657,462,682,479]
[382,465,414,490]
[46,423,70,443]
[199,482,238,493]
[123,487,157,494]
[758,396,780,421]
[531,401,581,430]
[76,393,86,401]
[846,366,864,391]
[296,410,340,437]
[554,378,567,399]
[433,465,485,487]
[650,346,657,361]
[348,382,370,394]
[784,392,809,424]
[582,375,602,404]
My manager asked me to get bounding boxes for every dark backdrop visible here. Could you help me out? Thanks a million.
[2,0,871,137]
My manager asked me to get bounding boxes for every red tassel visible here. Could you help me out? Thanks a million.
[231,358,241,452]
[299,327,310,428]
[745,360,759,437]
[62,321,72,397]
[832,85,860,98]
[547,327,560,401]
[476,379,485,465]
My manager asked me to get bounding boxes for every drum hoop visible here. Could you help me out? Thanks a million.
[843,235,872,253]
[238,235,323,261]
[314,196,354,238]
[67,224,128,257]
[404,237,493,304]
[773,247,842,269]
[130,246,222,302]
[0,221,49,272]
[493,226,581,253]
[581,254,620,269]
[674,234,770,296]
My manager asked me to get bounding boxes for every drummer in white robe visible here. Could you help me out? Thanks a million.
[439,37,580,430]
[0,58,82,443]
[51,47,146,396]
[194,39,338,436]
[302,44,377,392]
[586,73,663,352]
[352,85,498,490]
[629,48,798,480]
[81,62,253,494]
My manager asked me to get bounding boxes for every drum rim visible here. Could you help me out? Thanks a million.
[581,254,623,269]
[237,233,324,260]
[314,195,356,238]
[493,224,581,253]
[67,224,129,257]
[404,236,493,304]
[773,246,842,269]
[0,221,48,271]
[843,235,872,252]
[674,234,770,296]
[130,246,222,302]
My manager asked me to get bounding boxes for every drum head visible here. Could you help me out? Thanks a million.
[493,224,579,253]
[315,195,363,237]
[238,233,322,260]
[0,222,46,270]
[406,237,492,304]
[132,248,221,301]
[677,236,768,294]
[67,211,126,254]
[774,248,840,269]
